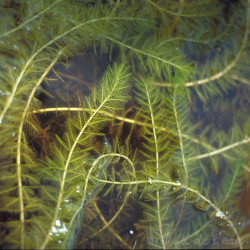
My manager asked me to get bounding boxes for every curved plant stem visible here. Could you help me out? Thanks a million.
[188,137,250,161]
[0,16,145,123]
[16,51,61,249]
[32,107,249,164]
[153,1,249,88]
[0,0,61,39]
[94,177,243,249]
[173,86,188,183]
[40,68,129,249]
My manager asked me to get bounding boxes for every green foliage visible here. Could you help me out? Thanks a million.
[0,0,249,249]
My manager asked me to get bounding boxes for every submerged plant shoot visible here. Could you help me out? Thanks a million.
[0,0,249,249]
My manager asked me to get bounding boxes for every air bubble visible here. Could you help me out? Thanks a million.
[215,210,226,219]
[148,177,152,184]
[55,220,61,227]
[11,132,16,137]
[129,230,134,235]
[58,223,68,233]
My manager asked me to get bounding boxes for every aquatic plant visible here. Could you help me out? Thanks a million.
[0,0,249,249]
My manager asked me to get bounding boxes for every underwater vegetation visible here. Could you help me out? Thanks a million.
[0,0,249,249]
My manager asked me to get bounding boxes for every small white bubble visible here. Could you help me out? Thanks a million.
[176,181,181,185]
[173,187,176,190]
[11,132,16,137]
[0,120,2,124]
[55,220,61,227]
[12,66,17,70]
[58,223,68,233]
[129,230,134,235]
[129,191,132,194]
[216,210,225,219]
[51,226,57,233]
[58,240,62,244]
[13,44,19,49]
[64,199,69,203]
[148,177,152,184]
